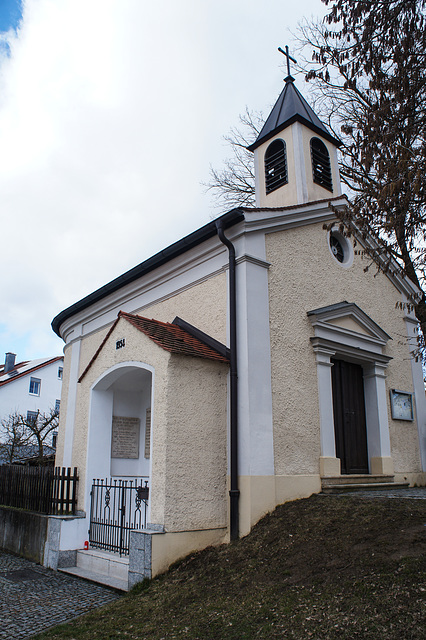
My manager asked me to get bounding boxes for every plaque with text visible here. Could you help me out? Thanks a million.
[390,390,414,421]
[111,416,140,458]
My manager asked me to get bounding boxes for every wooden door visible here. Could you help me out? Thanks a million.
[331,359,369,474]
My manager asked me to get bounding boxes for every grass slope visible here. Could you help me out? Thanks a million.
[36,495,426,639]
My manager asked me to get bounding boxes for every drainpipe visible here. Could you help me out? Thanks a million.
[215,219,239,541]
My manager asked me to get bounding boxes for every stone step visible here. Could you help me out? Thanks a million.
[321,474,394,487]
[59,549,129,592]
[321,481,410,494]
[59,564,128,592]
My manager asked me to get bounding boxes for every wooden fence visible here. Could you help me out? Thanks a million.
[0,465,78,515]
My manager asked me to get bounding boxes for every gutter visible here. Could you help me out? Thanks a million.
[215,219,239,541]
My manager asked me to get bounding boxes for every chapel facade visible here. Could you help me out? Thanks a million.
[51,68,426,587]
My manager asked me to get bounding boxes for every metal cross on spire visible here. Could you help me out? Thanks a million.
[278,45,297,80]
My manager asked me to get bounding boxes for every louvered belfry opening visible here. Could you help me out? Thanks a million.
[310,137,333,191]
[265,139,288,194]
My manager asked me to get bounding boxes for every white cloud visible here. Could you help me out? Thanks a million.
[0,0,325,361]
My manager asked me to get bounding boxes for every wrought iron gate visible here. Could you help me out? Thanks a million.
[89,477,149,556]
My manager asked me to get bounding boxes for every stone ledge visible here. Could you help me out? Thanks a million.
[322,481,409,494]
[321,474,394,487]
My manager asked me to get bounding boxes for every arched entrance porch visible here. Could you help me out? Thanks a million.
[86,362,153,554]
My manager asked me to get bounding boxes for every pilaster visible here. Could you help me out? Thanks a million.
[312,345,336,459]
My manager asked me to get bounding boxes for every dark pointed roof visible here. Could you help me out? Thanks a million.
[247,77,341,152]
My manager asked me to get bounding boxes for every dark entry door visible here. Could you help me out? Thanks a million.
[331,359,369,474]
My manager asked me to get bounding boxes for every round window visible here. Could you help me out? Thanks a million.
[328,229,353,268]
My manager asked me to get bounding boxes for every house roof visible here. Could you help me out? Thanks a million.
[78,311,229,383]
[0,356,63,388]
[0,444,56,466]
[247,77,341,152]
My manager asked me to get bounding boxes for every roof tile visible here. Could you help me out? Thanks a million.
[119,312,229,362]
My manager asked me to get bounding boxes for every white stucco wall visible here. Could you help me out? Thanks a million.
[161,355,228,531]
[266,221,423,477]
[136,272,227,345]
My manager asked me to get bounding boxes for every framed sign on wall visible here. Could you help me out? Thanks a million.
[390,389,414,421]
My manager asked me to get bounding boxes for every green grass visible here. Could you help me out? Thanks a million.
[35,494,426,639]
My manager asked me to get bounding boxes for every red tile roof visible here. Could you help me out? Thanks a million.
[120,312,229,362]
[78,312,229,383]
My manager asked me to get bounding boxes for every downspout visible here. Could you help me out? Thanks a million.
[215,219,239,541]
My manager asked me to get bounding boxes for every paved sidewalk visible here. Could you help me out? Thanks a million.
[0,552,120,640]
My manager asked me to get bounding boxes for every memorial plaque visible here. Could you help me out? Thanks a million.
[111,416,140,458]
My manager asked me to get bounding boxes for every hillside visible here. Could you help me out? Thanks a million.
[36,494,426,640]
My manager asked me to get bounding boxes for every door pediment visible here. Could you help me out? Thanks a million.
[327,316,371,336]
[308,301,391,358]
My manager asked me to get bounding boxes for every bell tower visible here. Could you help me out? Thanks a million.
[248,47,342,208]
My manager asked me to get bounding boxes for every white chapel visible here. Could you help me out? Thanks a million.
[51,61,426,588]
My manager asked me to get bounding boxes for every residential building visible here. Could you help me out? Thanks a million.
[0,353,64,427]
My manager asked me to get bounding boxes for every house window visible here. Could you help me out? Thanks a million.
[55,399,61,414]
[58,367,63,379]
[265,139,288,194]
[311,137,333,191]
[29,377,41,396]
[27,410,38,424]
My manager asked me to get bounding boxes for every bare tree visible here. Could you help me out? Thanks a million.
[296,0,426,343]
[205,108,262,212]
[0,412,28,464]
[0,409,59,464]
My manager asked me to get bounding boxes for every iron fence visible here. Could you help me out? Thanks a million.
[0,465,78,515]
[89,477,149,556]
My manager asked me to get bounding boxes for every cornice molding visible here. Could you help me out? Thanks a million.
[235,254,271,269]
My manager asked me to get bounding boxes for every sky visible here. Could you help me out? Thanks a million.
[0,0,327,363]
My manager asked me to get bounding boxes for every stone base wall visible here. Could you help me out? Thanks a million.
[0,506,48,564]
[128,526,227,588]
[0,505,83,569]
